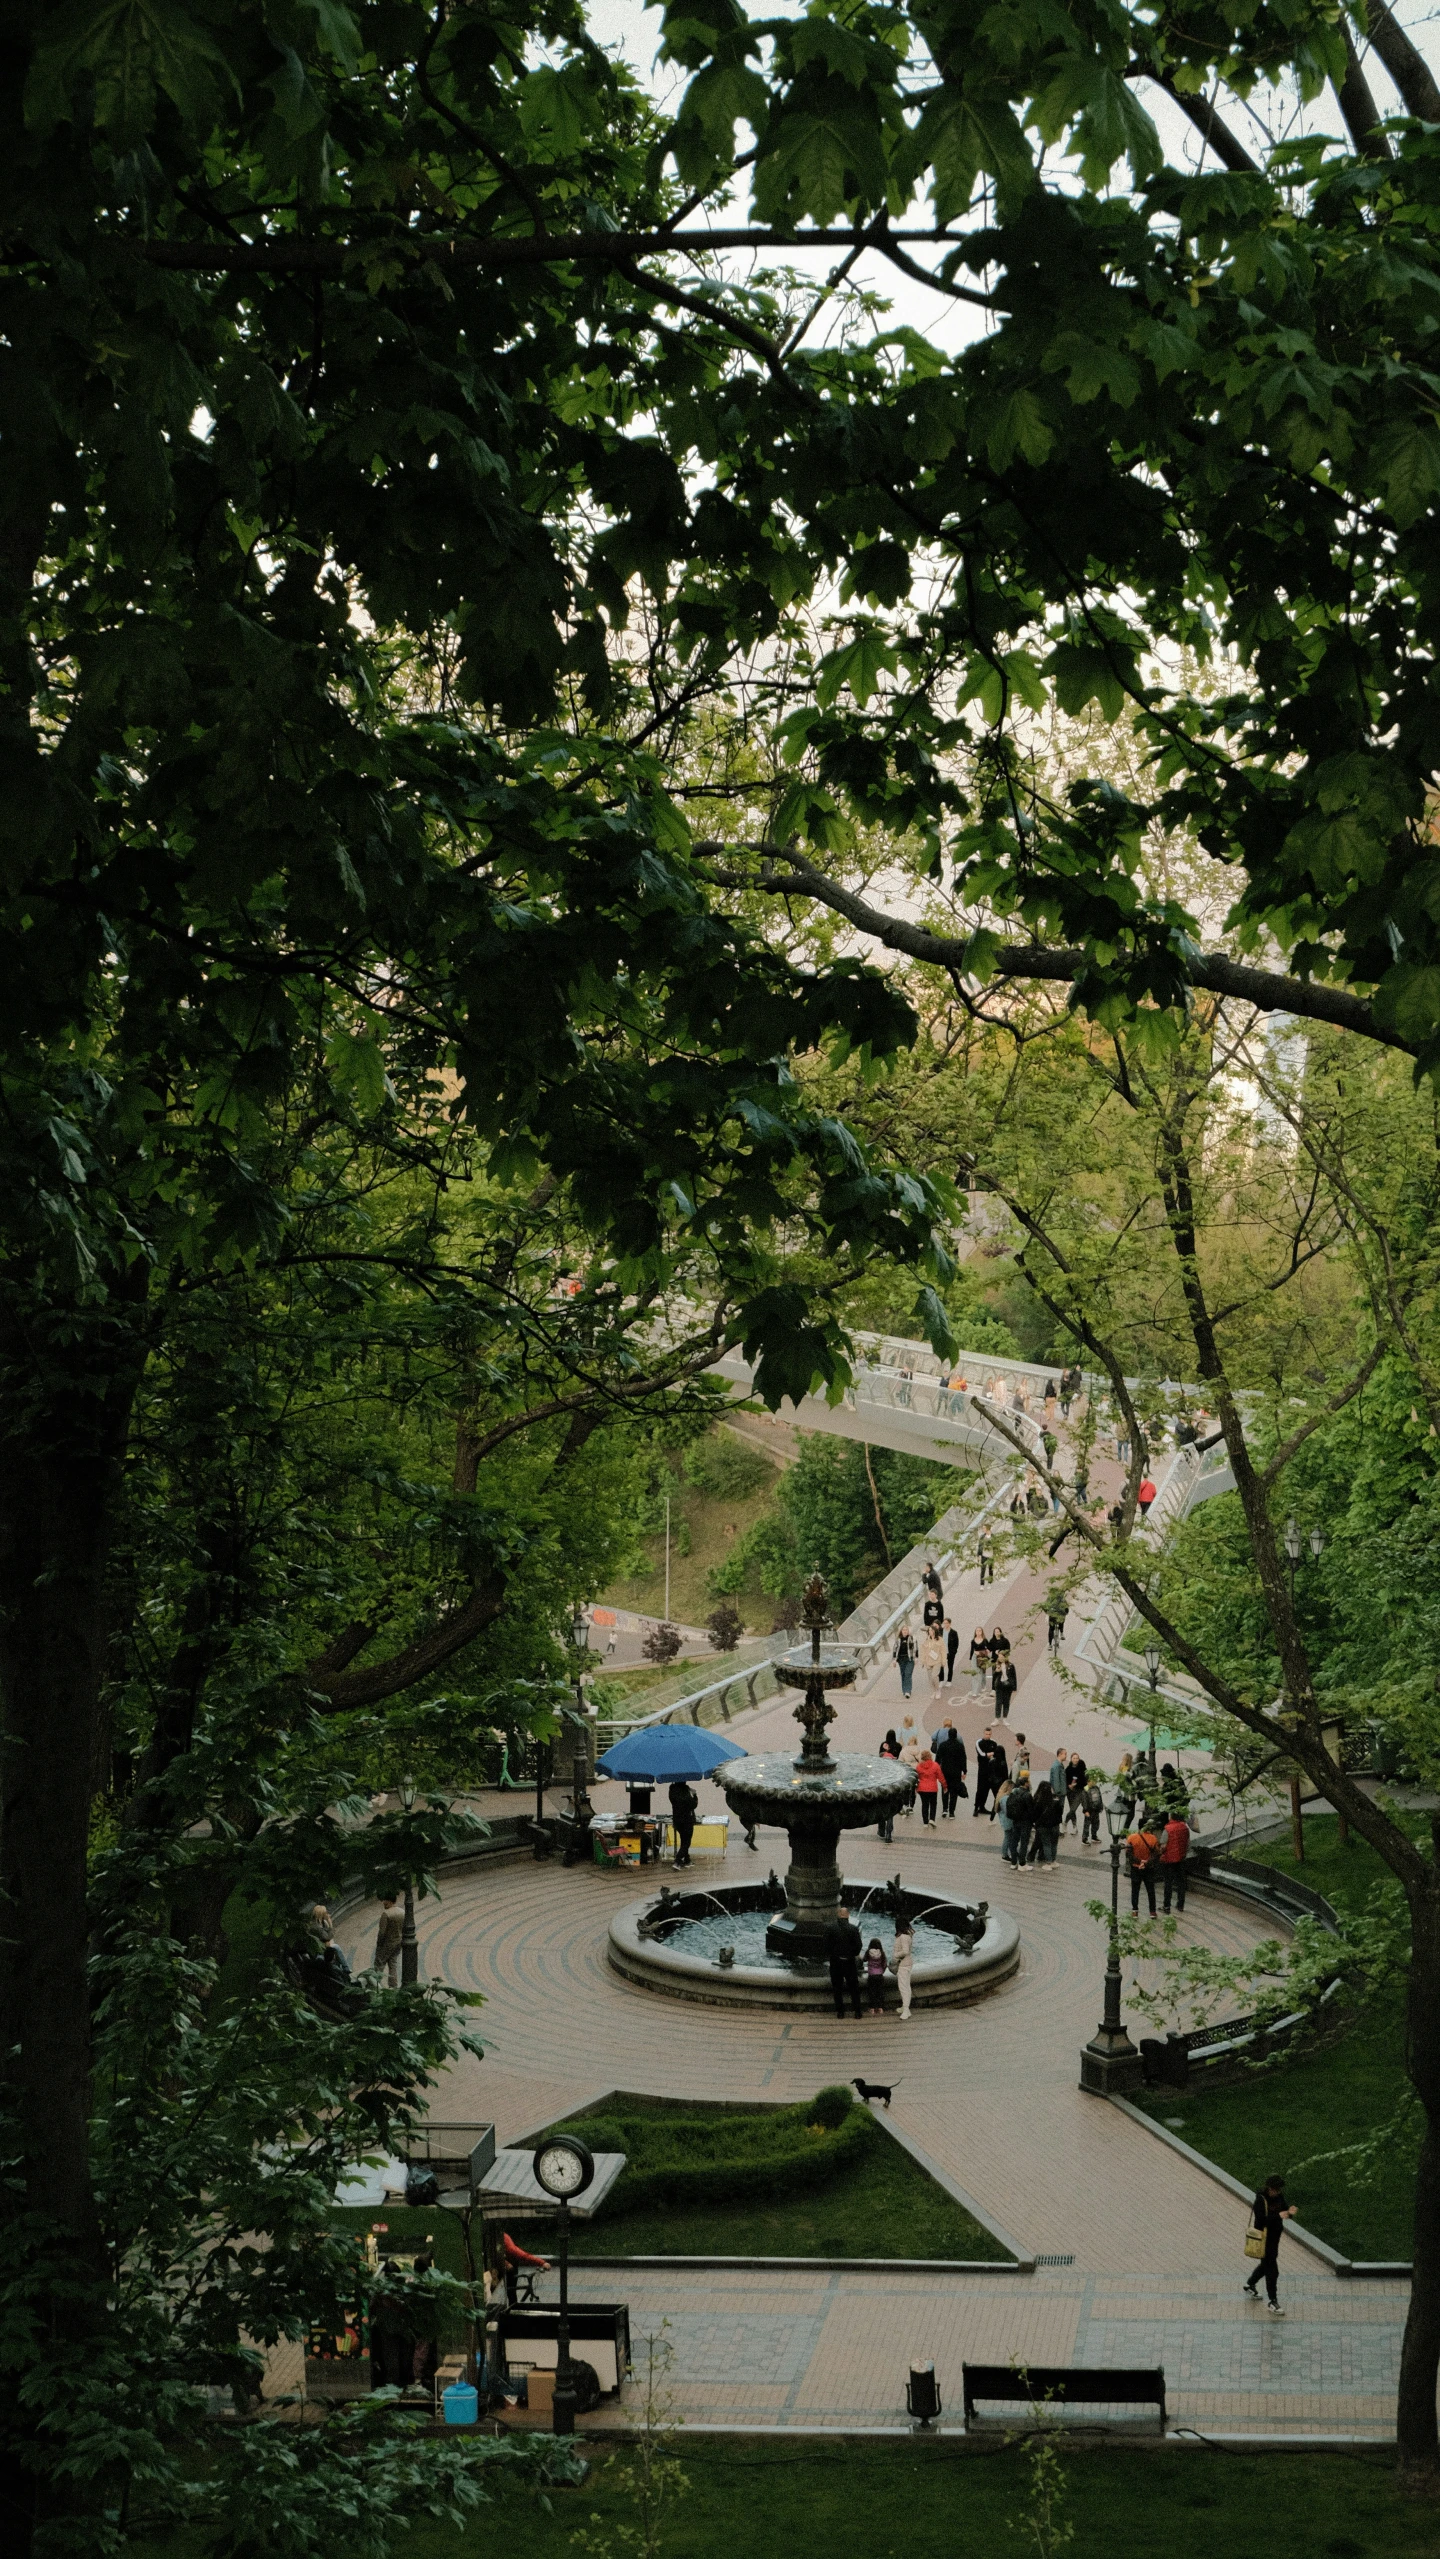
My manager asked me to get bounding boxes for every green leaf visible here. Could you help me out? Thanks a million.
[519,63,593,161]
[326,1027,390,1118]
[673,61,769,186]
[1371,419,1440,528]
[985,386,1054,470]
[1033,60,1161,190]
[753,95,887,225]
[26,0,239,142]
[917,86,1033,224]
[1043,331,1140,408]
[816,630,896,708]
[1373,962,1440,1043]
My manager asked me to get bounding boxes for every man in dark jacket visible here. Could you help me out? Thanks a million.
[943,1617,960,1683]
[823,1904,863,2019]
[935,1725,968,1818]
[668,1778,699,1868]
[973,1729,1007,1819]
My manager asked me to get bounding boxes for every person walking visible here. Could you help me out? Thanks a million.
[899,1719,922,1815]
[891,1919,914,2020]
[1160,1806,1191,1912]
[877,1729,902,1843]
[995,1777,1017,1864]
[1137,1473,1158,1520]
[921,1628,945,1697]
[824,1904,863,2020]
[914,1748,943,1826]
[1048,1748,1067,1802]
[864,1936,889,2016]
[921,1557,943,1610]
[974,1728,1006,1819]
[1063,1751,1087,1830]
[944,1617,960,1684]
[668,1777,699,1868]
[1115,1751,1139,1827]
[969,1623,991,1696]
[936,1723,968,1817]
[1127,1816,1160,1914]
[373,1895,404,1988]
[977,1526,995,1587]
[1243,2176,1298,2315]
[1080,1769,1104,1845]
[991,1642,1017,1722]
[894,1623,916,1697]
[1007,1772,1035,1868]
[1030,1778,1063,1869]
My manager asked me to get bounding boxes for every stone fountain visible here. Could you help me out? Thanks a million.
[606,1571,1020,2012]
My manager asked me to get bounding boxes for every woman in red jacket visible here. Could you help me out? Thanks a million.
[914,1750,943,1828]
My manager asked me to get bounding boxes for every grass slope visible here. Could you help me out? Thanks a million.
[600,1441,782,1634]
[529,2094,1012,2263]
[1133,1817,1416,2260]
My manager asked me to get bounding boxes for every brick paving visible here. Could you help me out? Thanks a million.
[340,1543,1409,2441]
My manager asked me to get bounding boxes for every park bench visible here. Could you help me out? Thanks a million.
[962,2364,1166,2430]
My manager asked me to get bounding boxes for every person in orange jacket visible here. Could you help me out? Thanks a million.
[913,1750,944,1827]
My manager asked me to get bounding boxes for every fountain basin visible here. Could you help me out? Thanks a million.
[607,1878,1021,2012]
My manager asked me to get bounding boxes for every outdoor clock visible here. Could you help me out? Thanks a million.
[532,2135,594,2200]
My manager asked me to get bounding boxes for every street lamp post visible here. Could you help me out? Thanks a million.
[398,1772,420,1986]
[531,2137,595,2435]
[1079,1799,1142,2095]
[1141,1642,1163,1793]
[1280,1521,1328,1863]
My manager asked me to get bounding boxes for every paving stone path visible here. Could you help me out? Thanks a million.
[342,1547,1410,2439]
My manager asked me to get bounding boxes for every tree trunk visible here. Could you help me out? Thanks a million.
[1398,1884,1440,2475]
[0,1342,138,2544]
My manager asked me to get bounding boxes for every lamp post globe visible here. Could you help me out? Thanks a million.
[533,2137,594,2435]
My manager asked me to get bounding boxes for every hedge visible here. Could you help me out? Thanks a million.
[538,2092,874,2216]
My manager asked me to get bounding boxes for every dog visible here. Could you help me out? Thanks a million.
[852,2076,897,2110]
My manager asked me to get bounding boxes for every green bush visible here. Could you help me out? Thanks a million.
[683,1432,774,1502]
[539,2094,869,2216]
[807,2084,854,2130]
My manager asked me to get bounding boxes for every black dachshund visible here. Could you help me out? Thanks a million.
[852,2076,897,2109]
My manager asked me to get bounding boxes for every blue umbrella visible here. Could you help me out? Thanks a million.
[595,1724,748,1782]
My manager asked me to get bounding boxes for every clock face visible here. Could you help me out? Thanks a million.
[533,2137,593,2199]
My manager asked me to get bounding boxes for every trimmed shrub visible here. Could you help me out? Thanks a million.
[538,2095,870,2217]
[807,2084,854,2131]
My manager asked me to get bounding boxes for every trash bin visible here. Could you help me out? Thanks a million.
[442,2382,478,2426]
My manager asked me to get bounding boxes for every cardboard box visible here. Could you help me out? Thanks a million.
[526,2369,555,2415]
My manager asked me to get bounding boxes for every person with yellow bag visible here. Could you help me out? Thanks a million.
[1243,2175,1298,2315]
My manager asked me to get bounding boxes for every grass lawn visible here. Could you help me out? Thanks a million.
[1132,1816,1418,2261]
[530,2095,1012,2262]
[128,2440,1440,2559]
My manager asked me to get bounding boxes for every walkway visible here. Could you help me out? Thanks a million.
[339,1580,1408,2440]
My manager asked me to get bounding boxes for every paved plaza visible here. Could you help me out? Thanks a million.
[341,1538,1411,2440]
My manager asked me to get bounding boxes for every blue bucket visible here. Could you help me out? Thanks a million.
[442,2381,479,2426]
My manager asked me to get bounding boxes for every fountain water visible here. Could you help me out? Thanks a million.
[606,1571,1020,2012]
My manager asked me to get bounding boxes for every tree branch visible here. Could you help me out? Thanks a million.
[717,847,1405,1054]
[1336,28,1395,156]
[1152,73,1262,175]
[1258,1336,1386,1489]
[1366,0,1440,120]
